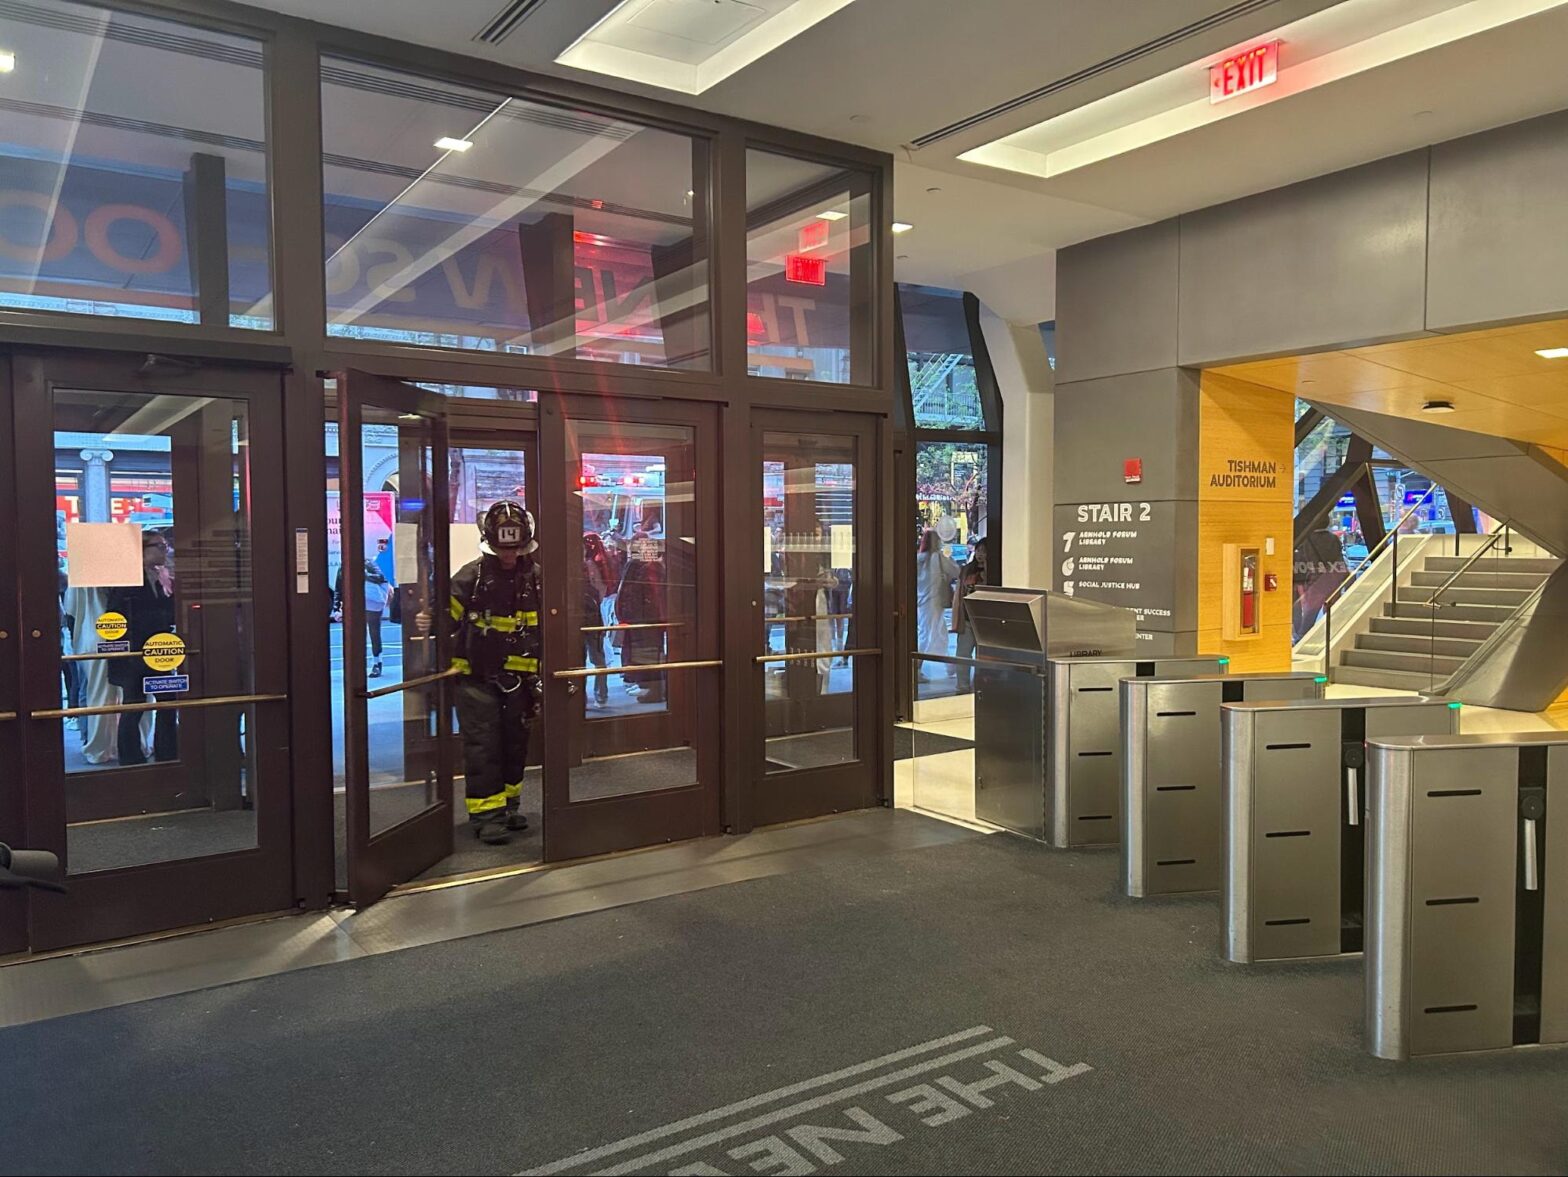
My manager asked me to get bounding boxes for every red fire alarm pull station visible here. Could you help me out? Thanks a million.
[1264,572,1279,592]
[1124,458,1143,484]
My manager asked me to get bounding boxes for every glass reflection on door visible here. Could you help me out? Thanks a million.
[567,420,698,801]
[53,390,261,873]
[761,433,858,774]
[352,408,444,839]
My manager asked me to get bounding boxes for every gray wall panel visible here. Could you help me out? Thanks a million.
[1178,152,1429,366]
[1053,368,1199,502]
[1428,110,1568,331]
[1055,220,1179,384]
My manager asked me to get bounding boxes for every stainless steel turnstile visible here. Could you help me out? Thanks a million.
[1122,672,1325,898]
[1041,655,1225,849]
[967,589,1139,842]
[1223,696,1459,965]
[1367,732,1568,1059]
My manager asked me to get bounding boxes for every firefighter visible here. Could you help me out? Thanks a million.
[451,500,543,845]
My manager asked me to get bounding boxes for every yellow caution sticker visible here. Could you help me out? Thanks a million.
[142,631,186,672]
[94,612,128,642]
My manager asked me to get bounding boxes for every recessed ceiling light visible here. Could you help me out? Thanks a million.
[817,210,848,221]
[1421,400,1456,414]
[896,254,910,260]
[892,222,914,234]
[0,51,14,73]
[1535,347,1568,359]
[925,186,942,194]
[557,0,860,96]
[434,137,473,152]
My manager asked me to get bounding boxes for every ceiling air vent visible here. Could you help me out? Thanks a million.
[909,0,1284,149]
[474,0,551,45]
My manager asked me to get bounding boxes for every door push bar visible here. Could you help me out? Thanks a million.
[755,647,881,664]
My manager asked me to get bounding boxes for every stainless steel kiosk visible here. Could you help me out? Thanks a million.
[1223,697,1458,966]
[1122,672,1325,898]
[1366,731,1568,1060]
[966,588,1139,842]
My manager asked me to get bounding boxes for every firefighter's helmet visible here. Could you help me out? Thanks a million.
[479,500,537,555]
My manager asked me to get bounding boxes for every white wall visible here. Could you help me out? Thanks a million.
[978,307,1054,590]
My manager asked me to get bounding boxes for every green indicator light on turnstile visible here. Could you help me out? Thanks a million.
[1217,657,1230,666]
[1449,701,1463,709]
[1315,676,1329,684]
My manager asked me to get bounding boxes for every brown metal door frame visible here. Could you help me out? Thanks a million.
[750,408,885,826]
[0,354,22,955]
[335,369,454,905]
[537,391,723,861]
[11,349,294,951]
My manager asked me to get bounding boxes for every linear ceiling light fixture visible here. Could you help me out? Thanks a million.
[959,0,1568,180]
[434,136,474,152]
[1535,347,1568,359]
[817,210,848,221]
[556,0,860,95]
[0,50,14,73]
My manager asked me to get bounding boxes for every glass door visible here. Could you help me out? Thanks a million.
[334,370,453,905]
[539,394,721,860]
[754,413,882,825]
[10,352,293,951]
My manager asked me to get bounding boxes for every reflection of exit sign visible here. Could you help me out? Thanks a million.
[784,253,827,285]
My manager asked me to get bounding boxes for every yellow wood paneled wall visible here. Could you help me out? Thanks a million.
[1196,372,1296,672]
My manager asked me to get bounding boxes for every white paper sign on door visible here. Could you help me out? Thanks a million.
[450,523,479,576]
[65,522,144,587]
[830,524,855,570]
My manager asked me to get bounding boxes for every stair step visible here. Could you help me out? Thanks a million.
[1369,616,1499,641]
[1409,570,1550,591]
[1333,665,1444,691]
[1386,601,1518,623]
[1358,633,1482,658]
[1396,585,1533,607]
[1342,649,1467,675]
[1422,556,1561,575]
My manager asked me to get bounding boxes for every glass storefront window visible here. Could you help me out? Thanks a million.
[0,1,272,329]
[746,150,872,384]
[320,58,710,368]
[901,285,981,429]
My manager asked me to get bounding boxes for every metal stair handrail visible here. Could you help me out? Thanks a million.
[1320,484,1438,616]
[1430,575,1551,697]
[1417,523,1512,609]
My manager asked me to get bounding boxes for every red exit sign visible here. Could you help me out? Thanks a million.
[784,253,827,286]
[1209,40,1278,103]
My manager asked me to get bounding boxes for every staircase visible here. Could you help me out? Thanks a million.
[1336,554,1561,690]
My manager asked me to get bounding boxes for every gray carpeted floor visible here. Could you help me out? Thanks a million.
[2,831,1565,1175]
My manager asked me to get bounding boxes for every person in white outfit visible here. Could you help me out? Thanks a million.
[915,528,959,681]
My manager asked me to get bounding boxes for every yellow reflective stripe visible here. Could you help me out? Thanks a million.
[450,656,472,674]
[471,611,538,633]
[466,792,507,816]
[449,596,464,621]
[504,782,522,799]
[503,655,539,672]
